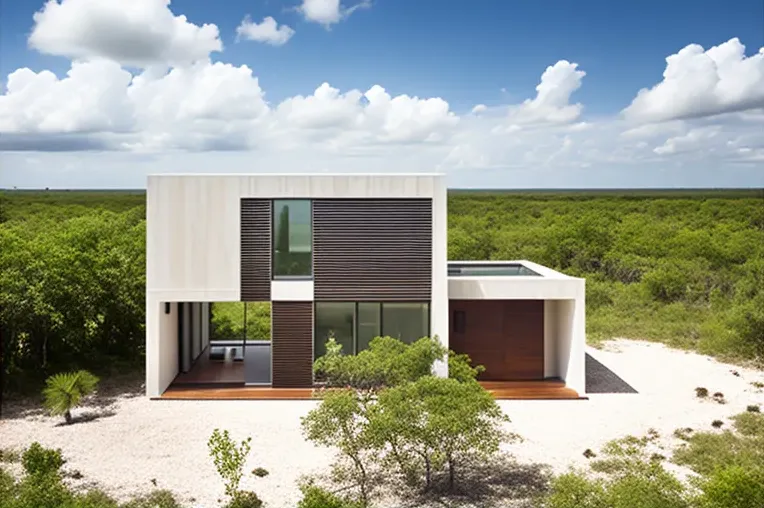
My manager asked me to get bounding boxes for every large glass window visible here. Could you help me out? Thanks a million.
[315,303,356,358]
[209,302,271,341]
[382,303,429,344]
[273,200,312,277]
[357,303,381,352]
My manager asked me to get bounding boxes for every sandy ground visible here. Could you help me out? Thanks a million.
[1,339,763,507]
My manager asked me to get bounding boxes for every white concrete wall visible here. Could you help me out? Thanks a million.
[543,300,558,378]
[146,299,178,398]
[270,280,314,301]
[431,176,449,376]
[146,173,446,396]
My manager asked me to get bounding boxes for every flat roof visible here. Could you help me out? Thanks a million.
[448,262,541,277]
[148,173,445,177]
[447,260,575,279]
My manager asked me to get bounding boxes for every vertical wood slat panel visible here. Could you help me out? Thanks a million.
[240,199,271,301]
[313,199,432,301]
[271,301,314,388]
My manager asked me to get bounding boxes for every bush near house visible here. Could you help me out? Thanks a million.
[42,370,99,424]
[305,340,509,506]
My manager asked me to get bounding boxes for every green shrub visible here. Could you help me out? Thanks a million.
[0,448,20,463]
[42,370,99,424]
[297,484,364,508]
[544,472,607,508]
[72,489,119,508]
[0,467,16,503]
[225,490,263,508]
[207,429,252,501]
[314,336,446,390]
[21,442,64,478]
[447,350,484,383]
[120,490,182,508]
[13,472,73,508]
[697,465,764,508]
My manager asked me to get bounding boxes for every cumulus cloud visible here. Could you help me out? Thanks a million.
[299,0,371,27]
[236,16,295,46]
[508,60,586,124]
[0,60,134,134]
[623,38,764,123]
[28,0,222,67]
[653,127,721,155]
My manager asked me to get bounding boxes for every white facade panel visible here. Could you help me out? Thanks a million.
[271,280,315,301]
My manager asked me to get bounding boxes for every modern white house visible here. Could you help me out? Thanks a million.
[145,174,585,398]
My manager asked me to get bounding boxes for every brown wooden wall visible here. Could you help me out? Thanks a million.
[240,199,271,301]
[313,199,432,301]
[271,301,313,388]
[449,300,544,380]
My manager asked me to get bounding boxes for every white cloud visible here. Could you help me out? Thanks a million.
[236,16,295,46]
[0,60,134,134]
[28,0,222,67]
[623,38,764,123]
[299,0,370,27]
[508,60,586,124]
[1,4,763,190]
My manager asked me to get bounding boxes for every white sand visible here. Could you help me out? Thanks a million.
[1,339,762,507]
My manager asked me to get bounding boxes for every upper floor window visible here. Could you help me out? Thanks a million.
[273,200,312,277]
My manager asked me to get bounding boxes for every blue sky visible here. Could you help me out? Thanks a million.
[1,0,763,188]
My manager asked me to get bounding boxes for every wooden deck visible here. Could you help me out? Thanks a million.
[158,379,584,401]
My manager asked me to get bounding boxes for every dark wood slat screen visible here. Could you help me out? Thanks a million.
[271,301,314,388]
[240,199,271,301]
[313,199,432,301]
[449,300,544,381]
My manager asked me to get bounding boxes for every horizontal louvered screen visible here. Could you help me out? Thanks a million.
[240,199,271,301]
[313,199,432,301]
[271,301,314,388]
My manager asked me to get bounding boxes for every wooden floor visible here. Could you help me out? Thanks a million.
[158,380,583,401]
[173,352,244,385]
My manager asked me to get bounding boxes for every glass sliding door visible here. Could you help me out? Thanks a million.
[314,302,356,358]
[357,302,381,352]
[382,302,429,344]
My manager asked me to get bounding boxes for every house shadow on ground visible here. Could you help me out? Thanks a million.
[585,353,637,394]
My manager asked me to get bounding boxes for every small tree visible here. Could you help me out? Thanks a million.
[448,350,485,383]
[371,376,509,492]
[301,389,375,506]
[42,370,99,424]
[207,429,252,501]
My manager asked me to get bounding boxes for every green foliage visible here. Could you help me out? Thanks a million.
[696,465,764,508]
[672,412,764,477]
[224,491,263,508]
[207,429,253,500]
[545,431,689,508]
[0,448,20,463]
[447,350,485,382]
[42,370,99,424]
[314,336,447,390]
[210,302,270,341]
[71,489,119,508]
[301,389,374,504]
[297,484,364,508]
[21,442,64,478]
[119,490,182,508]
[449,191,764,361]
[1,197,145,395]
[371,376,509,491]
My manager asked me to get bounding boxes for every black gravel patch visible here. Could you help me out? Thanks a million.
[586,353,637,394]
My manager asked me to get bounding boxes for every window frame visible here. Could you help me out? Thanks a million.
[272,199,313,280]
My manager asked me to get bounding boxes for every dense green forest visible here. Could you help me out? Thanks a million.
[1,189,762,394]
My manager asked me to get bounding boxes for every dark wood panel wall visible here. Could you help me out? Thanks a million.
[313,199,433,301]
[240,199,271,301]
[271,301,314,388]
[449,300,544,380]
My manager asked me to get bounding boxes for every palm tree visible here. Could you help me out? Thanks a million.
[42,370,99,424]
